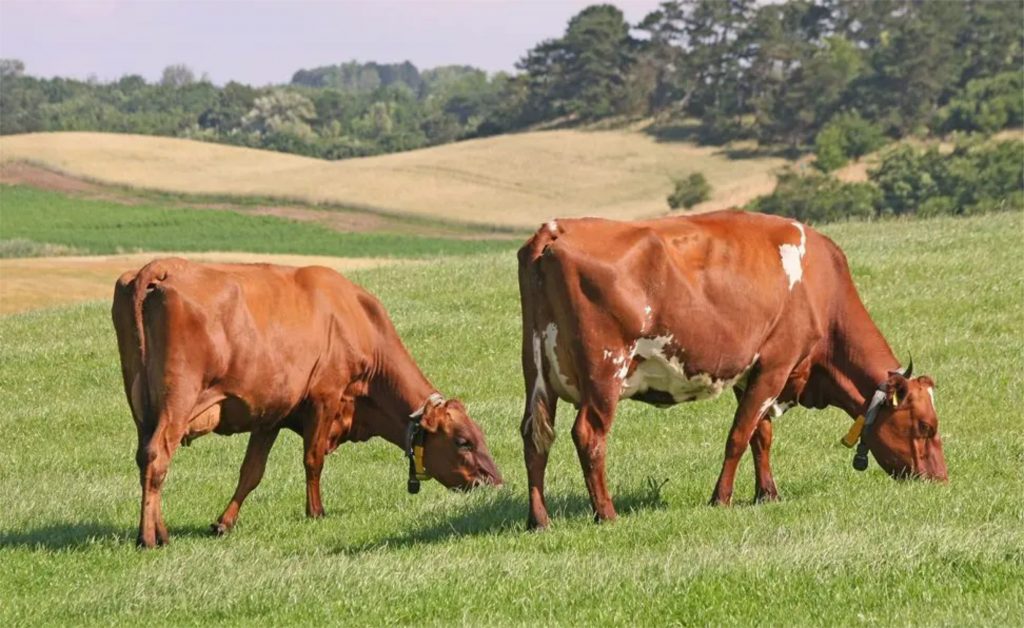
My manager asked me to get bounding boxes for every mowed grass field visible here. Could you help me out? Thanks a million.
[1,207,1022,624]
[0,130,787,228]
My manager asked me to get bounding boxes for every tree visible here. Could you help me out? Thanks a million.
[161,64,195,88]
[0,58,25,79]
[853,2,965,136]
[518,4,637,121]
[241,89,316,139]
[199,81,257,133]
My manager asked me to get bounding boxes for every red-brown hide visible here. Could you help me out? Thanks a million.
[517,212,946,529]
[113,258,500,548]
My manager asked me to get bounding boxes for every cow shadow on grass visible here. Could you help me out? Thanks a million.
[334,480,669,555]
[0,521,214,551]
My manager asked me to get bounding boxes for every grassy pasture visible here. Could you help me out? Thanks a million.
[1,212,1022,625]
[0,130,787,228]
[0,185,515,259]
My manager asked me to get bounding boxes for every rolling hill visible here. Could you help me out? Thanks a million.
[0,130,788,229]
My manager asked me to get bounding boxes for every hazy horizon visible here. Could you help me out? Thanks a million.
[0,0,662,85]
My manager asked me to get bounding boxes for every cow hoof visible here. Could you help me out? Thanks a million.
[593,512,618,525]
[754,492,780,504]
[136,535,157,549]
[709,496,732,507]
[210,522,231,536]
[526,515,550,532]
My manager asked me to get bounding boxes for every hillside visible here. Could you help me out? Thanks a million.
[0,131,788,229]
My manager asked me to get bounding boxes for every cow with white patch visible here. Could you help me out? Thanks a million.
[517,211,947,530]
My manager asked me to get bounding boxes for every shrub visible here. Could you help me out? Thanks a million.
[668,172,712,209]
[814,111,887,172]
[748,170,879,223]
[939,72,1024,135]
[870,140,1023,216]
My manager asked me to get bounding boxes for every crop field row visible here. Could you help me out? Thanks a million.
[1,209,1021,624]
[0,185,516,259]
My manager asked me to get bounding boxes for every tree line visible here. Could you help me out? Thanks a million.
[1,0,1021,162]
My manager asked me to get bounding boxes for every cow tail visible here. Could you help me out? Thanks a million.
[519,223,561,454]
[128,261,173,427]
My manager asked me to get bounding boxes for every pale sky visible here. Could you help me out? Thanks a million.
[0,0,664,85]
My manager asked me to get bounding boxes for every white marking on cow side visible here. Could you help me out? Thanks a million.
[619,336,757,404]
[779,222,807,290]
[543,323,581,403]
[927,386,936,410]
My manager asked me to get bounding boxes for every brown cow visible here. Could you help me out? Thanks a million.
[518,211,946,530]
[113,258,501,548]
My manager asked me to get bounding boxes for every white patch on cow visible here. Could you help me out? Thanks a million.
[546,220,559,235]
[927,386,936,410]
[619,336,757,404]
[525,329,556,451]
[543,323,581,402]
[530,332,547,409]
[770,401,795,418]
[641,304,653,333]
[779,222,807,290]
[758,396,778,418]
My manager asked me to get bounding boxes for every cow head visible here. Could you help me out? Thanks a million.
[860,371,948,482]
[409,396,502,491]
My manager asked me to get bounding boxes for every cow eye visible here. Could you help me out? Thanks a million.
[455,437,473,451]
[917,420,936,439]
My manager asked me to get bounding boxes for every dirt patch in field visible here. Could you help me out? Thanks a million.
[0,161,106,196]
[0,252,406,315]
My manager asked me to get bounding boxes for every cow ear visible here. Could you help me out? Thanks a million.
[418,402,448,433]
[884,374,909,409]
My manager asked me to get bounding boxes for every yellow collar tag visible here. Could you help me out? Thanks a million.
[413,445,429,480]
[841,415,865,448]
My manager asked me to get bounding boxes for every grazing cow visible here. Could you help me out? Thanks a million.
[113,258,501,548]
[517,211,946,529]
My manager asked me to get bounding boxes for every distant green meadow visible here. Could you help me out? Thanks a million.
[1,209,1022,625]
[0,185,517,259]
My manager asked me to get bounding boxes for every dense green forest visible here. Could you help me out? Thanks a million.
[1,0,1021,163]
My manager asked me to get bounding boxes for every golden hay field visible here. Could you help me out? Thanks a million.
[0,130,788,228]
[0,253,406,315]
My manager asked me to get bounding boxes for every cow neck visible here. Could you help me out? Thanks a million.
[822,293,901,418]
[362,345,437,449]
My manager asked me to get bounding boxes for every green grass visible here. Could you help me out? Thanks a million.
[1,212,1022,625]
[0,185,516,258]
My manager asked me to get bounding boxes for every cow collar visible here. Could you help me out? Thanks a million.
[840,362,912,471]
[405,392,444,494]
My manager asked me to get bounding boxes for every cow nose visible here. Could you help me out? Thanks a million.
[478,459,503,487]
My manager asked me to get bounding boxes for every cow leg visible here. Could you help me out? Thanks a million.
[302,401,333,519]
[212,429,280,535]
[750,419,779,503]
[137,405,190,548]
[521,393,558,530]
[571,394,619,523]
[710,370,787,506]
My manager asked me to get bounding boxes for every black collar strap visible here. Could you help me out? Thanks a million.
[406,393,444,494]
[841,363,912,472]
